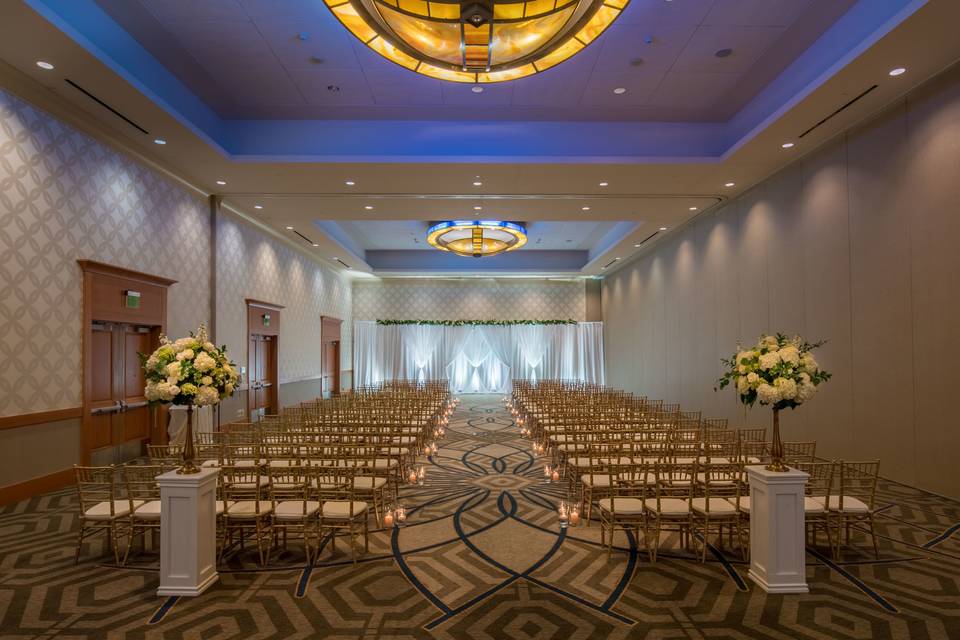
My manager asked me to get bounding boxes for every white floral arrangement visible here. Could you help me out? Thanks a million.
[717,333,831,409]
[140,324,240,406]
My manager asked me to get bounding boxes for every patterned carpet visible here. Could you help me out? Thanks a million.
[2,395,960,639]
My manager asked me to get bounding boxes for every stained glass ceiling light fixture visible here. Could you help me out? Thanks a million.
[323,0,629,83]
[427,221,527,257]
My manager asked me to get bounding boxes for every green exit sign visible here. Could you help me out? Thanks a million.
[125,290,141,309]
[263,313,271,327]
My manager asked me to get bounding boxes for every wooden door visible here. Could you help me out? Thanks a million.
[248,334,277,417]
[88,321,156,464]
[322,341,336,398]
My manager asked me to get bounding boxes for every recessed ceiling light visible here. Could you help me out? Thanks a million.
[725,182,735,187]
[659,226,668,231]
[474,206,483,210]
[598,181,609,187]
[582,206,591,211]
[35,61,54,70]
[153,138,166,145]
[364,205,373,210]
[473,181,483,186]
[471,85,484,93]
[285,226,294,230]
[613,87,627,95]
[888,67,906,77]
[614,257,621,261]
[345,180,355,186]
[312,243,319,247]
[782,142,795,149]
[254,204,263,210]
[216,180,226,186]
[634,243,641,248]
[689,206,698,211]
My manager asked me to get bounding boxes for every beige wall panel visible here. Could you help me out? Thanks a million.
[0,419,80,487]
[603,65,960,496]
[846,104,916,484]
[798,141,855,457]
[904,74,960,495]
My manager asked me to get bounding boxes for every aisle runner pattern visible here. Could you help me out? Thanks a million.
[0,396,959,638]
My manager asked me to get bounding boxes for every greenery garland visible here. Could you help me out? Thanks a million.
[376,319,577,326]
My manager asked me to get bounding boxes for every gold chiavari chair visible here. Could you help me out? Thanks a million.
[690,460,745,562]
[598,459,652,557]
[642,461,695,562]
[220,465,273,566]
[317,466,369,565]
[793,460,835,553]
[122,464,173,563]
[784,441,817,464]
[147,444,182,466]
[74,465,132,564]
[821,460,881,559]
[268,465,319,563]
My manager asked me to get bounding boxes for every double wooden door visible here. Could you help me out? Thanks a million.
[248,333,277,417]
[88,321,155,463]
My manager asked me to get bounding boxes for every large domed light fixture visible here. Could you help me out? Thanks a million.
[427,220,527,257]
[323,0,629,83]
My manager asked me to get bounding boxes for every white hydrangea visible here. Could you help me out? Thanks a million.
[757,383,781,404]
[175,348,195,361]
[195,386,219,406]
[164,361,181,380]
[194,351,216,372]
[747,372,759,386]
[775,377,798,400]
[763,335,779,349]
[200,375,213,386]
[797,382,817,402]
[801,354,819,374]
[203,341,216,352]
[737,376,749,393]
[759,351,781,370]
[736,350,754,365]
[779,345,800,366]
[173,337,194,352]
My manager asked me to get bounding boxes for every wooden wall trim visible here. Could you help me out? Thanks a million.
[77,259,177,287]
[245,298,285,311]
[0,407,82,431]
[0,468,75,507]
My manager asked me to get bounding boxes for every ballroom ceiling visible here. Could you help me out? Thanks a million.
[2,0,959,277]
[93,0,855,122]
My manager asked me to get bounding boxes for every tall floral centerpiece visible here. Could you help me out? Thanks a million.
[717,334,831,472]
[141,324,240,474]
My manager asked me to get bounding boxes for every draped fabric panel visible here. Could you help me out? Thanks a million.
[353,321,604,392]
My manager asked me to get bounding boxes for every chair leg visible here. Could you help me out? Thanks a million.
[75,523,86,565]
[869,516,880,559]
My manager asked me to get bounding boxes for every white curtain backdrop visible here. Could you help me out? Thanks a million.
[353,321,604,393]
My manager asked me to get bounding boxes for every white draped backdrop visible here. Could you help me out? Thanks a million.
[353,321,604,393]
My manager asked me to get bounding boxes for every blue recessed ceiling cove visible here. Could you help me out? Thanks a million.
[26,0,923,163]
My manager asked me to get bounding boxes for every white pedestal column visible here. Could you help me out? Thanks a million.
[747,465,809,594]
[157,468,219,597]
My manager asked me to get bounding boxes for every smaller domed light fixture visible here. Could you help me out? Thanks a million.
[427,220,527,258]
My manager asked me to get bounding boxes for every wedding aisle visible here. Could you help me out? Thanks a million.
[0,396,958,638]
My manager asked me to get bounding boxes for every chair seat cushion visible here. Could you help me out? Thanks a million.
[691,497,738,515]
[226,500,273,517]
[274,500,321,520]
[321,500,368,519]
[201,459,219,468]
[726,496,751,513]
[814,496,871,513]
[643,498,690,516]
[581,474,613,487]
[132,500,162,520]
[353,476,387,490]
[597,497,645,515]
[84,500,143,520]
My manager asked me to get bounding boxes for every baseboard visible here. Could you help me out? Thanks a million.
[0,468,75,506]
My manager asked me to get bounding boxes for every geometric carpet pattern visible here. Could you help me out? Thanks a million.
[1,395,959,638]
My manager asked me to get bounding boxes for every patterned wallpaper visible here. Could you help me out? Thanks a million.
[0,89,210,416]
[216,213,352,382]
[352,279,585,322]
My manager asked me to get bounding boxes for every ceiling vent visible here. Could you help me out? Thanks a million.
[634,231,660,248]
[335,258,352,270]
[64,79,149,135]
[798,84,878,139]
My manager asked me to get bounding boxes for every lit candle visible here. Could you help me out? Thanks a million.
[409,471,418,484]
[544,464,552,478]
[384,511,394,527]
[396,507,406,523]
[570,508,580,526]
[551,469,560,482]
[424,446,431,456]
